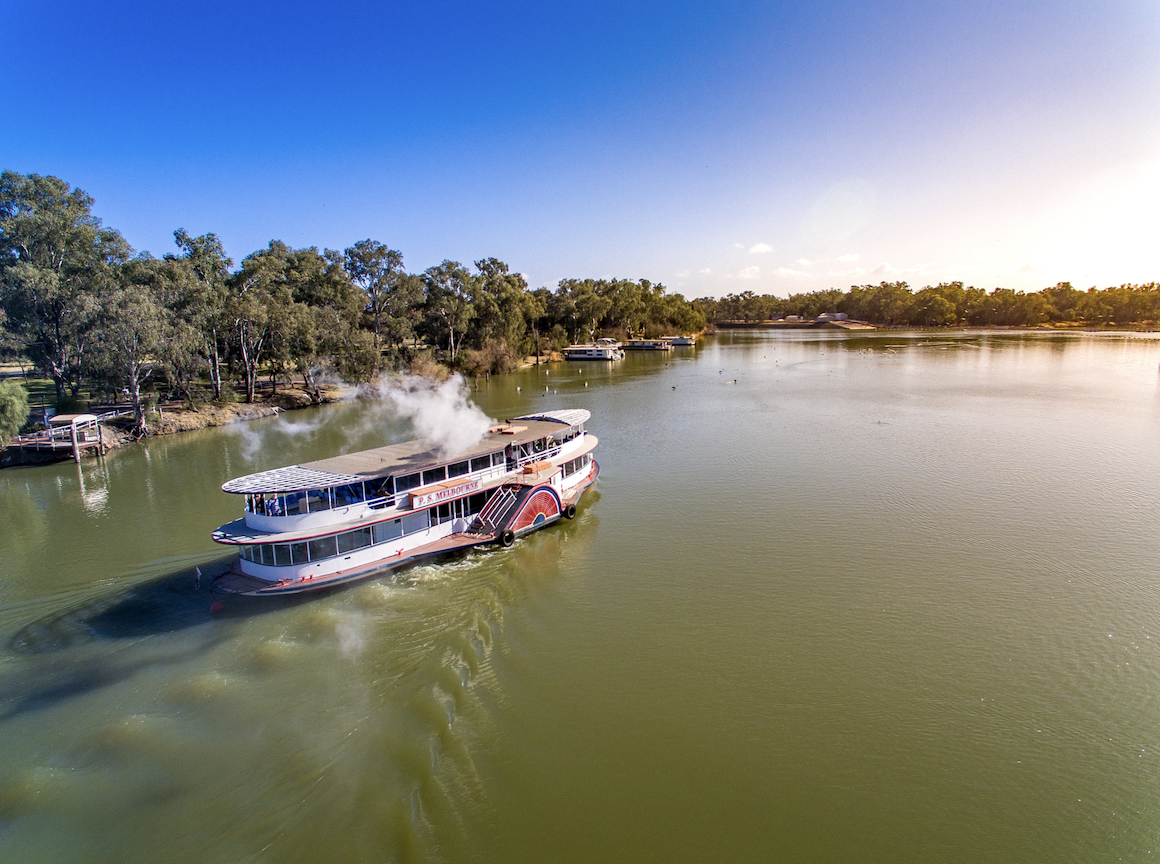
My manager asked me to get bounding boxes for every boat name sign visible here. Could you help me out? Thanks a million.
[410,477,484,509]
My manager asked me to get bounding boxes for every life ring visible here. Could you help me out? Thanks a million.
[500,530,515,547]
[564,504,577,520]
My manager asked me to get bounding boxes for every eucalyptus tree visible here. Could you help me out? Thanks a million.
[421,261,476,360]
[0,172,131,399]
[471,258,533,352]
[229,242,294,402]
[92,256,169,434]
[343,239,404,347]
[379,273,425,349]
[558,279,612,342]
[172,229,232,399]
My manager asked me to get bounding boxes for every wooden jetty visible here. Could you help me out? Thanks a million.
[9,412,124,463]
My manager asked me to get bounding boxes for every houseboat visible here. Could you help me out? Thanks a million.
[209,409,599,596]
[562,340,625,360]
[667,335,697,346]
[623,338,672,351]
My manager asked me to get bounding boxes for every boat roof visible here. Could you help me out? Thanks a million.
[221,409,590,494]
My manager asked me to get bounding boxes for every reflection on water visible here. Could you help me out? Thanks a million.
[2,331,1160,863]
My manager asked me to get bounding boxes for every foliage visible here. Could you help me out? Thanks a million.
[0,172,131,399]
[0,378,28,445]
[700,281,1160,328]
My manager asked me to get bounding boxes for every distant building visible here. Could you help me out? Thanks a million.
[816,312,848,321]
[785,315,801,322]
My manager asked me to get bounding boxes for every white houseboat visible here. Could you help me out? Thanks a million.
[623,338,672,351]
[562,339,625,360]
[210,410,599,595]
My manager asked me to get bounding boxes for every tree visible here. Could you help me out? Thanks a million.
[229,242,292,402]
[422,261,476,360]
[560,279,612,342]
[92,258,168,434]
[344,239,403,347]
[0,378,28,446]
[471,258,533,352]
[0,172,131,399]
[379,272,425,349]
[172,229,232,400]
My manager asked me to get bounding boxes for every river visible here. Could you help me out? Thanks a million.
[2,329,1159,863]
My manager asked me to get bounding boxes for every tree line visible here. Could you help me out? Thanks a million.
[696,280,1160,328]
[0,172,704,434]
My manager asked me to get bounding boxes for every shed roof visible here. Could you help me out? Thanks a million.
[49,413,99,425]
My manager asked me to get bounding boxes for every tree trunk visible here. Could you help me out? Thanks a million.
[208,329,222,400]
[130,374,147,436]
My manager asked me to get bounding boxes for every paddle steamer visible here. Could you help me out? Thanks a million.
[210,410,598,595]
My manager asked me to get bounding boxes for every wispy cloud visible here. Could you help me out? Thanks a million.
[738,266,761,279]
[699,268,712,274]
[794,258,811,267]
[1015,262,1045,273]
[733,243,744,249]
[675,269,691,278]
[837,253,860,262]
[749,243,773,254]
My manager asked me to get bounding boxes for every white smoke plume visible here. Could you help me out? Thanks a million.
[227,410,330,462]
[378,373,493,458]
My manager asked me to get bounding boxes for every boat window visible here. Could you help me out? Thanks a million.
[400,511,429,535]
[290,542,309,564]
[447,460,469,478]
[422,466,446,485]
[492,452,506,467]
[338,527,372,553]
[273,544,292,567]
[395,473,421,493]
[306,489,332,512]
[436,502,452,523]
[308,536,338,561]
[244,495,254,513]
[373,519,403,543]
[333,483,365,507]
[283,491,307,515]
[240,545,252,561]
[264,494,285,517]
[365,476,393,500]
[466,493,486,515]
[471,455,491,472]
[259,544,273,566]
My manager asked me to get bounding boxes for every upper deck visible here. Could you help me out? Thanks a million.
[214,410,592,538]
[221,411,589,495]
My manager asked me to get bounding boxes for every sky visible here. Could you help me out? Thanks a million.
[5,0,1159,298]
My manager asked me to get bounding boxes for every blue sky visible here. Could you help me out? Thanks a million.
[6,0,1159,297]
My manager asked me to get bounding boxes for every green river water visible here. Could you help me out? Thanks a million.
[2,330,1160,863]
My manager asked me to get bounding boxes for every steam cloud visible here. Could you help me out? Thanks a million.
[378,374,493,458]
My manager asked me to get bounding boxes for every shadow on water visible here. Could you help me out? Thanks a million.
[0,556,319,722]
[7,555,307,655]
[0,632,231,721]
